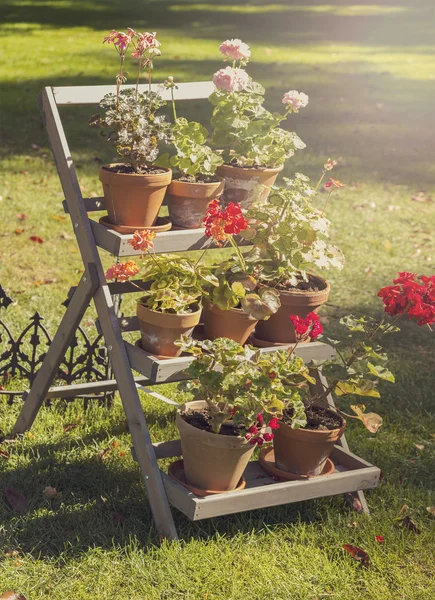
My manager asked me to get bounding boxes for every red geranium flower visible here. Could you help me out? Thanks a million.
[268,417,280,430]
[203,199,248,245]
[325,178,346,190]
[289,312,323,340]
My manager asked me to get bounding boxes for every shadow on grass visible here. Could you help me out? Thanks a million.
[0,0,433,47]
[2,62,435,187]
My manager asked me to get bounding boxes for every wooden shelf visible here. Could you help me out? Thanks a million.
[124,336,336,384]
[158,445,380,521]
[90,220,252,257]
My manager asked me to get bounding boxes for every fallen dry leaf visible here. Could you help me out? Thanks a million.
[5,550,21,559]
[0,593,27,600]
[29,236,43,244]
[0,448,9,460]
[3,486,27,514]
[43,486,62,500]
[16,213,27,221]
[58,232,72,240]
[411,192,433,204]
[98,447,112,462]
[51,214,66,221]
[352,497,363,512]
[375,535,385,543]
[33,278,57,287]
[414,444,425,451]
[342,544,370,568]
[14,228,24,235]
[400,515,421,534]
[426,507,435,517]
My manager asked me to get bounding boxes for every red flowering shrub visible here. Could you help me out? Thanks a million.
[378,272,435,326]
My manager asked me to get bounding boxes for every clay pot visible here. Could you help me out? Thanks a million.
[202,301,258,345]
[273,410,346,476]
[136,300,201,357]
[99,164,172,227]
[166,177,225,229]
[176,400,255,491]
[255,275,330,344]
[216,163,283,208]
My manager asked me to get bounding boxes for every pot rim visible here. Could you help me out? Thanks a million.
[100,163,172,175]
[203,299,258,322]
[169,175,225,186]
[219,163,284,174]
[270,274,330,299]
[137,298,202,317]
[176,400,250,446]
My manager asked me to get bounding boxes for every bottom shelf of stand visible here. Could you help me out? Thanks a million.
[156,445,380,521]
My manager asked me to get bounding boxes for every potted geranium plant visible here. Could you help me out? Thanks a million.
[201,199,280,344]
[268,272,435,478]
[90,29,173,230]
[105,230,218,357]
[174,335,313,493]
[243,168,345,345]
[209,39,307,207]
[156,77,225,229]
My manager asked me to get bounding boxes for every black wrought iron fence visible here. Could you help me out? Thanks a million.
[0,284,112,404]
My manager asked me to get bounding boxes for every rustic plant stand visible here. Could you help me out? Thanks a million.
[11,83,380,540]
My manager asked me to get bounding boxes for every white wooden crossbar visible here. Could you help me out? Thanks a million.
[53,81,215,106]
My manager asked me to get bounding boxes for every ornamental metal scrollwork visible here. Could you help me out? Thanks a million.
[0,285,112,405]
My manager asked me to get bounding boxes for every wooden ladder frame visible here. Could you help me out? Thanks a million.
[11,83,371,541]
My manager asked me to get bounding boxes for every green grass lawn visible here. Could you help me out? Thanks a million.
[1,1,435,598]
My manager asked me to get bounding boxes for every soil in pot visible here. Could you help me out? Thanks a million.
[255,274,330,344]
[176,400,255,491]
[166,174,225,229]
[202,301,258,345]
[99,164,172,228]
[136,300,201,357]
[216,163,283,208]
[273,405,346,477]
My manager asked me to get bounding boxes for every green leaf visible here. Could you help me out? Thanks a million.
[367,362,395,382]
[231,281,246,298]
[334,379,381,398]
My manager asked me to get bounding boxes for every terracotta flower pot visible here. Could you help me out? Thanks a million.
[255,275,330,344]
[136,300,201,357]
[273,411,346,476]
[216,163,283,208]
[202,301,258,345]
[176,400,255,491]
[99,164,172,227]
[166,177,225,229]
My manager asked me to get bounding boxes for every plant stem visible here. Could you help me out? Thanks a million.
[148,64,152,92]
[321,190,333,215]
[314,169,327,193]
[171,87,177,122]
[228,235,247,271]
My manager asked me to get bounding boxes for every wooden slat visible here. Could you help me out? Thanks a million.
[53,81,215,106]
[63,197,106,214]
[161,449,380,521]
[153,440,182,459]
[124,340,336,384]
[90,219,251,256]
[45,375,151,399]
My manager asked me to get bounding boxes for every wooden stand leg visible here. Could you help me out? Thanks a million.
[12,265,98,435]
[313,371,370,514]
[93,285,178,540]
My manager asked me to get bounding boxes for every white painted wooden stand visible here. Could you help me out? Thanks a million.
[11,83,380,540]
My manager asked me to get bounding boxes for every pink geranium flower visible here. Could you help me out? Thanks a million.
[212,66,249,92]
[219,39,251,62]
[282,90,309,112]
